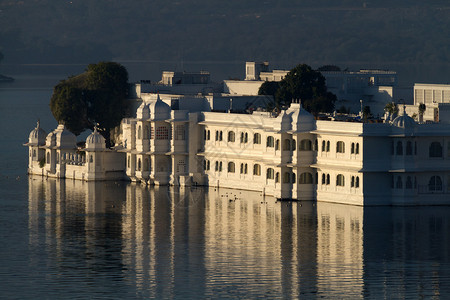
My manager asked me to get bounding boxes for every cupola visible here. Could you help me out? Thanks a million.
[85,127,106,151]
[28,120,47,146]
[288,100,315,132]
[149,94,170,120]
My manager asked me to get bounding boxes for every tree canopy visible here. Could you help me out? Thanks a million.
[50,62,130,146]
[258,81,280,98]
[259,64,336,115]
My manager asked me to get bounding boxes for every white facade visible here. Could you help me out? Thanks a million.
[26,123,124,181]
[27,97,450,206]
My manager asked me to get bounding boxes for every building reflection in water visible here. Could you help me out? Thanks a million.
[28,177,450,298]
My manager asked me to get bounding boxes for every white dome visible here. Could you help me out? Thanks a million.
[288,102,315,132]
[85,127,106,150]
[136,101,150,120]
[46,124,77,149]
[28,120,47,146]
[274,110,292,132]
[149,95,170,120]
[392,106,416,129]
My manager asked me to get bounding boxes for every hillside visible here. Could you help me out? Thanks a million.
[0,1,449,83]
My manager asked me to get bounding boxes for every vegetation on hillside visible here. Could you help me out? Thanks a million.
[0,1,449,66]
[50,62,130,146]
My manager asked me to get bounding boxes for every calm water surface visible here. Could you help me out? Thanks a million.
[1,72,450,299]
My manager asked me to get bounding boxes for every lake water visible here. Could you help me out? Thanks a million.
[1,70,450,299]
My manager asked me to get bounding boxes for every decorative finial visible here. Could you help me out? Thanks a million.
[37,119,40,128]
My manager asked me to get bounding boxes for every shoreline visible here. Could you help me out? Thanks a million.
[0,74,14,82]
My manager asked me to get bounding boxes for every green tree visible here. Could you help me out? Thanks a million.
[275,64,336,114]
[50,82,88,135]
[418,103,426,115]
[258,81,280,97]
[50,61,130,146]
[384,102,399,116]
[317,65,341,72]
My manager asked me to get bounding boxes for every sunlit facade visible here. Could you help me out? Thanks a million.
[27,95,450,205]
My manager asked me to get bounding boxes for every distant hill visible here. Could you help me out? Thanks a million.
[0,0,449,83]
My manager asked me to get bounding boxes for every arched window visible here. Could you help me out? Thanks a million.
[300,139,312,151]
[293,139,297,151]
[215,131,219,141]
[207,130,210,140]
[336,174,345,186]
[314,139,318,151]
[240,132,248,143]
[396,176,403,189]
[299,172,313,184]
[429,176,443,191]
[275,139,280,150]
[355,143,359,154]
[396,141,403,155]
[292,173,296,183]
[321,173,326,184]
[244,163,248,174]
[322,140,326,152]
[351,143,355,154]
[127,156,130,168]
[215,161,219,171]
[219,131,223,141]
[326,141,330,152]
[138,125,142,139]
[275,172,280,183]
[406,141,413,155]
[326,174,330,185]
[253,164,261,176]
[266,168,274,179]
[351,176,355,187]
[204,160,210,171]
[336,141,345,153]
[47,152,50,164]
[228,131,235,142]
[355,177,360,188]
[219,162,222,172]
[406,176,412,189]
[56,153,59,164]
[429,142,443,158]
[253,133,261,144]
[266,136,274,147]
[283,139,291,151]
[33,149,36,158]
[228,162,235,173]
[138,158,141,171]
[89,155,93,163]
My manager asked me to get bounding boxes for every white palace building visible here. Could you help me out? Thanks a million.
[26,94,450,206]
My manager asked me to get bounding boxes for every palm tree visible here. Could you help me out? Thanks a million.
[418,103,426,123]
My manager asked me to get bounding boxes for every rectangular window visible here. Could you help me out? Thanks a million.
[175,124,185,140]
